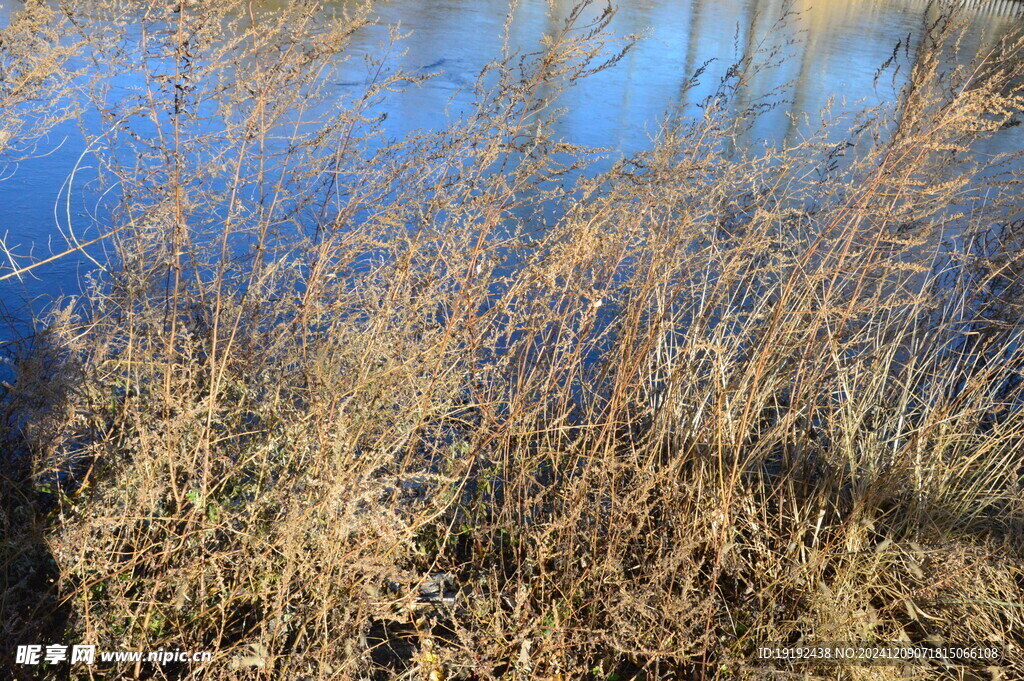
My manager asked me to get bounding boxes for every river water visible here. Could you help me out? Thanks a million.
[1,0,1023,346]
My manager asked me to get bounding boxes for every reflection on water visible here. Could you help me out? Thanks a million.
[1,0,1023,343]
[316,0,1024,153]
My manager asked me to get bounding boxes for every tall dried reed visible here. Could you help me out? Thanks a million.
[2,0,1024,679]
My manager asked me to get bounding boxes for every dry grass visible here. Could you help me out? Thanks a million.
[2,1,1024,679]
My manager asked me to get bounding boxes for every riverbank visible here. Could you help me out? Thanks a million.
[2,1,1024,679]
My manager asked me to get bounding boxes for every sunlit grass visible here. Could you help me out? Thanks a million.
[2,1,1024,679]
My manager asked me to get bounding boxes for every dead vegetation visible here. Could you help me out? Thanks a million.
[2,0,1024,679]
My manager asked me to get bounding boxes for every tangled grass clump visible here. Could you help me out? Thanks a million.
[2,1,1024,679]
